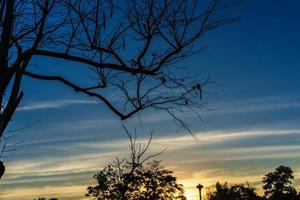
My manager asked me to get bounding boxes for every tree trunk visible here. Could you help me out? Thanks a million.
[0,160,5,179]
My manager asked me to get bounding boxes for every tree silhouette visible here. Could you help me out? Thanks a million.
[206,182,231,200]
[206,182,262,200]
[262,165,299,200]
[32,165,300,200]
[0,0,236,178]
[86,129,186,200]
[87,161,186,200]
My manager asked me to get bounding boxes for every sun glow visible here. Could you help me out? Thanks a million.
[184,188,199,200]
[180,179,203,200]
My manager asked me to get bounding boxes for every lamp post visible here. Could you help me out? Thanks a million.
[196,184,203,200]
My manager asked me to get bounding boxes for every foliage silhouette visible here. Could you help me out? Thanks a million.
[262,165,299,200]
[0,0,236,179]
[205,166,300,200]
[32,165,300,200]
[86,129,186,200]
[87,161,186,200]
[206,182,262,200]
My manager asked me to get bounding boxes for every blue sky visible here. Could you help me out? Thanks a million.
[1,0,300,199]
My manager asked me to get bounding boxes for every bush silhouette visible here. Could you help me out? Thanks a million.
[262,166,300,200]
[206,182,262,200]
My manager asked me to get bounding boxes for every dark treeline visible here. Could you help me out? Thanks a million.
[35,165,300,200]
[35,132,300,200]
[206,165,300,200]
[84,165,300,200]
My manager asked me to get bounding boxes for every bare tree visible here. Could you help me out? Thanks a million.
[0,0,236,178]
[87,127,186,200]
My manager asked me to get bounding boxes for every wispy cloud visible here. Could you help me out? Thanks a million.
[0,185,88,200]
[5,128,300,178]
[213,95,300,115]
[4,95,300,200]
[17,99,99,111]
[137,95,300,123]
[2,127,300,199]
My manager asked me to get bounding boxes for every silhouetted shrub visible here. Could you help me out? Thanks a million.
[206,182,262,200]
[262,166,300,200]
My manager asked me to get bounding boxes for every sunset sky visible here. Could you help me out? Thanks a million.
[1,1,300,200]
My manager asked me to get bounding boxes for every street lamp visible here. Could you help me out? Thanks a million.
[196,184,203,200]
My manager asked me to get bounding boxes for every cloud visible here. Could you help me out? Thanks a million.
[3,127,300,199]
[4,95,300,200]
[137,95,300,123]
[6,127,300,178]
[17,99,99,111]
[0,185,88,200]
[5,151,119,178]
[213,95,300,115]
[147,128,300,151]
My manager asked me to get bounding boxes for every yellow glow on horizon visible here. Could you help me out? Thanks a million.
[184,188,198,200]
[3,176,300,200]
[180,179,205,200]
[0,185,88,200]
[3,127,300,200]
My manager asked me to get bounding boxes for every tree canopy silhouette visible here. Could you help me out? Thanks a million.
[87,161,186,200]
[32,165,300,200]
[205,166,300,200]
[0,0,236,178]
[86,129,186,200]
[206,182,262,200]
[262,165,299,200]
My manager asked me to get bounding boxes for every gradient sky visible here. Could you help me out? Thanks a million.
[1,1,300,200]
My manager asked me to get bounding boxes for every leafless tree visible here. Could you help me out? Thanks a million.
[0,0,236,178]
